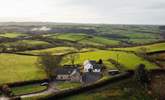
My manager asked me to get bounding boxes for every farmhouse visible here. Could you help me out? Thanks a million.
[83,60,103,72]
[82,72,102,84]
[54,65,81,82]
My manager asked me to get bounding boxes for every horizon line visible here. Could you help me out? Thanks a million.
[0,21,164,26]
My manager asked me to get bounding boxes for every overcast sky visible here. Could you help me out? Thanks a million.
[0,0,165,25]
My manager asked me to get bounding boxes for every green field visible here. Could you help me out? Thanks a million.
[0,33,27,38]
[1,40,51,47]
[54,33,87,41]
[12,84,47,95]
[112,43,165,53]
[62,50,158,69]
[79,36,120,46]
[0,53,47,84]
[22,47,77,55]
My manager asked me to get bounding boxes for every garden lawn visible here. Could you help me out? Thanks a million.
[0,33,27,38]
[62,50,158,69]
[56,82,81,90]
[0,53,47,85]
[12,84,47,95]
[112,42,165,53]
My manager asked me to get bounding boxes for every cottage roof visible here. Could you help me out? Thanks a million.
[54,66,79,75]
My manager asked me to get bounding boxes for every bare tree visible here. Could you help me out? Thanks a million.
[37,52,62,79]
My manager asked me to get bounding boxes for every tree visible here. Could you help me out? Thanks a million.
[1,85,13,96]
[135,64,150,88]
[0,45,7,53]
[139,47,148,58]
[37,52,62,79]
[66,53,79,65]
[98,59,103,64]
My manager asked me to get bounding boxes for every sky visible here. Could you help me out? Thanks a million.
[0,0,165,25]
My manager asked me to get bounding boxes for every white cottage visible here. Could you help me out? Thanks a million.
[83,60,102,72]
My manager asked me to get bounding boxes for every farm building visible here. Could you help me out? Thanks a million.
[83,60,103,72]
[54,65,81,82]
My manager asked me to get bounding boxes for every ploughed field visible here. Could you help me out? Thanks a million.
[0,24,164,85]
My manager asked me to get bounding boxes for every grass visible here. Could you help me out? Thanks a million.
[56,82,81,90]
[0,53,47,85]
[12,84,47,95]
[22,47,77,55]
[62,50,158,69]
[0,33,27,38]
[112,42,165,53]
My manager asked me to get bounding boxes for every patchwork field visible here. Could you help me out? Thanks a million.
[0,42,162,85]
[0,53,47,84]
[0,24,164,89]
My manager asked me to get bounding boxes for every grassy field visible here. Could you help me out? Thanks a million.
[0,33,27,38]
[0,53,47,85]
[54,33,88,42]
[62,50,158,69]
[22,47,77,55]
[12,84,47,95]
[1,40,51,47]
[112,43,165,53]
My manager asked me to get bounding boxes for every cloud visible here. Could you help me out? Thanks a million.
[0,0,164,24]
